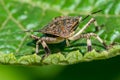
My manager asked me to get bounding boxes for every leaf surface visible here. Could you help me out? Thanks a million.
[0,0,120,65]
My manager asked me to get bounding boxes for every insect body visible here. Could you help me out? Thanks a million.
[40,16,80,38]
[31,15,108,56]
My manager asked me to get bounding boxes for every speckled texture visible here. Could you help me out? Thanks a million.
[39,16,80,38]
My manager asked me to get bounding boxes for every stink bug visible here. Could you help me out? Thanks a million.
[29,10,108,56]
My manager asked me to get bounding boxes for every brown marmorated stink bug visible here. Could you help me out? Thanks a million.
[29,10,109,56]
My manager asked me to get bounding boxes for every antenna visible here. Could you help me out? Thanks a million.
[22,10,102,33]
[23,30,41,32]
[82,10,102,21]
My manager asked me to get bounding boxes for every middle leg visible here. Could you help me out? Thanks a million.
[73,18,100,39]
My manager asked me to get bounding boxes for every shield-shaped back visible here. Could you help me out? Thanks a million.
[40,16,80,38]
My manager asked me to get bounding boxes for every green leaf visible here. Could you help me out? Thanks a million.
[107,45,120,58]
[66,50,83,64]
[43,53,66,65]
[83,50,105,61]
[0,53,16,64]
[18,54,41,65]
[0,0,120,65]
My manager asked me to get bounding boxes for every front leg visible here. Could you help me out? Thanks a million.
[31,35,64,54]
[36,40,51,55]
[73,18,100,38]
[31,35,51,55]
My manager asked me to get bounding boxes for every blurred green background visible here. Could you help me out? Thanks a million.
[0,0,120,80]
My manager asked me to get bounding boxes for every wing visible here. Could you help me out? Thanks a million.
[40,16,79,38]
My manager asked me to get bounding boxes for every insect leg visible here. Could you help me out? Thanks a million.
[36,39,51,54]
[66,39,70,47]
[30,35,51,54]
[69,33,108,50]
[87,38,92,51]
[70,18,101,40]
[30,34,40,40]
[70,18,95,39]
[40,40,51,55]
[36,40,41,54]
[93,18,100,31]
[88,33,108,49]
[93,33,108,49]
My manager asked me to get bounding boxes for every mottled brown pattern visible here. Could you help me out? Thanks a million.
[39,16,80,38]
